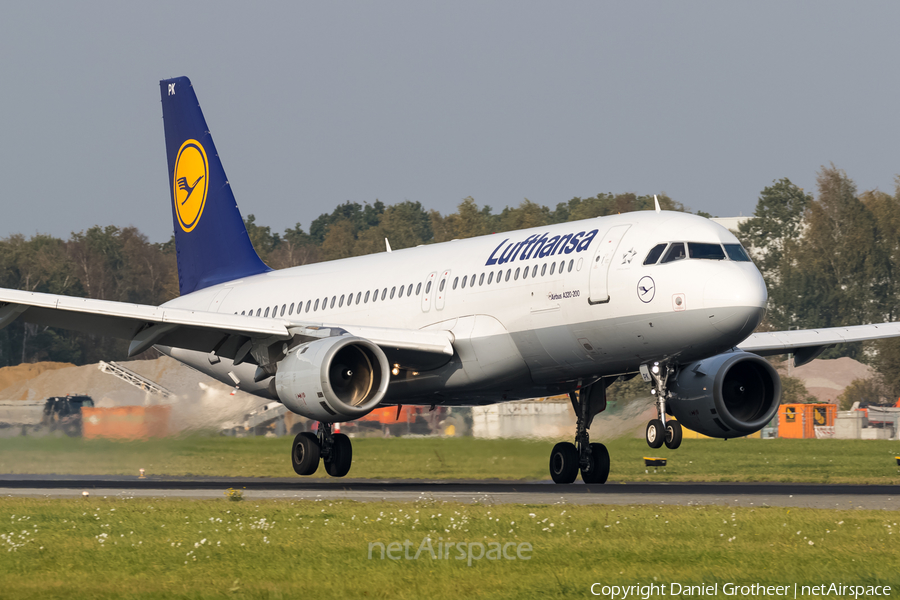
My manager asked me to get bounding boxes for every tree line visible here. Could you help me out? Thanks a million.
[736,166,900,406]
[2,173,898,406]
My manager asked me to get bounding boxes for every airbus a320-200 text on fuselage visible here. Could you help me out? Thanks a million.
[3,77,899,483]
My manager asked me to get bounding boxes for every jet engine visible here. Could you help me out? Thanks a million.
[667,351,781,438]
[274,336,390,422]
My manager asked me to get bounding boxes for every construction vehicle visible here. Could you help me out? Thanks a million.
[0,395,94,436]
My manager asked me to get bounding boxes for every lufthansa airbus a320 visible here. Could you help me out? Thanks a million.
[2,77,898,483]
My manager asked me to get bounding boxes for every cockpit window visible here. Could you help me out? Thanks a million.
[643,243,667,265]
[724,243,752,262]
[688,243,726,260]
[660,242,686,263]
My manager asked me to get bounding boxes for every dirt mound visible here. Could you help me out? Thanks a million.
[783,357,873,404]
[0,361,76,394]
[0,356,266,433]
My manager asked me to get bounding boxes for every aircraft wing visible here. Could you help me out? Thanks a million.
[0,288,454,367]
[738,322,900,367]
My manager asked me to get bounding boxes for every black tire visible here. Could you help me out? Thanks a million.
[324,433,353,478]
[549,442,579,484]
[664,420,683,450]
[580,442,610,484]
[646,419,665,449]
[291,432,320,476]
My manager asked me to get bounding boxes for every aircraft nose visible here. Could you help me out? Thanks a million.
[703,266,767,337]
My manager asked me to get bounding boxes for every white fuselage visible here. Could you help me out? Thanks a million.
[161,211,767,406]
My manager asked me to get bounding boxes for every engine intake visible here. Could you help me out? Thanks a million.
[668,351,781,438]
[275,336,390,422]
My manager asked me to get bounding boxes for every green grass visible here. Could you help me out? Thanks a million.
[0,436,899,484]
[0,497,897,599]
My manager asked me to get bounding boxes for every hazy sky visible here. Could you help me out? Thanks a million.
[3,2,900,243]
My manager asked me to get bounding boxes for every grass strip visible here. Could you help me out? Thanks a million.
[1,436,899,484]
[0,497,897,599]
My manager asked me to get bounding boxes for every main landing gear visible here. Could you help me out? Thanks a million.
[549,381,610,484]
[291,422,353,478]
[641,362,682,450]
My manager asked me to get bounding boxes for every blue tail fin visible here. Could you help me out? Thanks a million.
[160,76,270,295]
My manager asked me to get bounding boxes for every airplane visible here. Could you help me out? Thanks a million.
[2,76,900,484]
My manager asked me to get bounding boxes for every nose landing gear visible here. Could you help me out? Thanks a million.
[290,422,353,478]
[640,362,682,450]
[549,381,610,484]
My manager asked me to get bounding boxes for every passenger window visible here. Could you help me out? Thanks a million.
[479,273,485,286]
[241,310,245,315]
[559,260,565,273]
[568,259,574,273]
[688,243,726,260]
[347,293,353,306]
[541,263,547,276]
[314,299,320,311]
[407,284,413,297]
[305,300,311,312]
[643,243,667,265]
[452,277,458,290]
[661,242,687,263]
[425,281,432,294]
[280,304,286,317]
[550,262,556,275]
[522,267,528,280]
[416,282,422,295]
[532,265,538,278]
[372,289,378,302]
[289,303,294,315]
[264,307,270,318]
[439,279,445,292]
[381,288,387,301]
[514,267,520,280]
[399,285,405,296]
[462,275,467,288]
[364,290,370,303]
[488,272,494,284]
[497,270,502,283]
[339,294,345,307]
[724,244,752,262]
[390,286,396,299]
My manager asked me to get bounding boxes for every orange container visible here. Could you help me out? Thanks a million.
[354,405,423,424]
[81,406,170,439]
[778,404,835,438]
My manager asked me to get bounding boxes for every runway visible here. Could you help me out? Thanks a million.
[1,475,897,509]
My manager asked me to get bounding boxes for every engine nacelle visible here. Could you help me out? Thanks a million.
[668,351,781,439]
[275,336,390,422]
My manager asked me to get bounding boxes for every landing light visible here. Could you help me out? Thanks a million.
[391,367,400,376]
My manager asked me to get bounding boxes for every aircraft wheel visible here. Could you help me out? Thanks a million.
[664,420,683,450]
[549,442,579,484]
[291,432,320,476]
[580,442,610,484]
[324,433,353,478]
[646,419,665,449]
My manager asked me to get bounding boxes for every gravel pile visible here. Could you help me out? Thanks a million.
[0,356,268,433]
